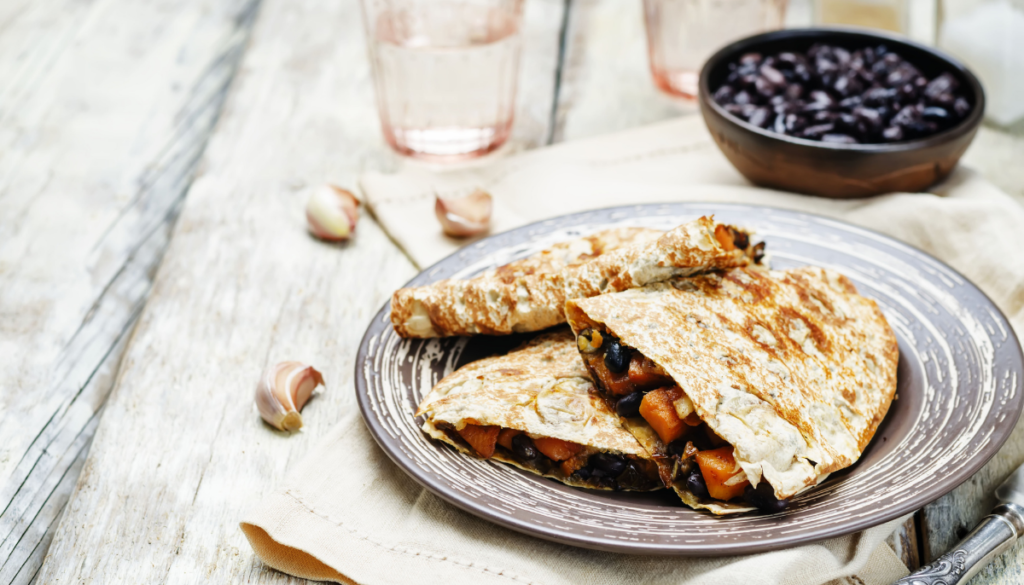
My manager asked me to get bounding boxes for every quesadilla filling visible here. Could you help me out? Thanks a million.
[435,423,663,491]
[576,327,788,513]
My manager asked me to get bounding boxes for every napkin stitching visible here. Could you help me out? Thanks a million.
[283,489,541,585]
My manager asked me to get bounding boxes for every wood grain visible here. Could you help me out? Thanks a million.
[33,0,567,582]
[0,0,260,582]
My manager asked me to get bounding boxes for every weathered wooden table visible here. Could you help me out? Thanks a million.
[2,1,1023,583]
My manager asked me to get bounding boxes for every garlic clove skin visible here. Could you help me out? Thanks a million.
[306,184,359,241]
[256,361,325,432]
[435,189,492,237]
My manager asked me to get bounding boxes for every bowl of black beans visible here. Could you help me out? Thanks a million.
[699,28,984,198]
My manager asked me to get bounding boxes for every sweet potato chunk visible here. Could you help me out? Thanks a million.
[560,452,589,476]
[627,354,674,390]
[534,437,584,461]
[639,388,687,444]
[496,428,522,450]
[696,447,749,501]
[458,424,500,458]
[714,223,737,251]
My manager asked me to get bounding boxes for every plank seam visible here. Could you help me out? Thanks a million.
[544,0,573,146]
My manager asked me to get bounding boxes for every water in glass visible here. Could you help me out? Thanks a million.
[364,1,524,161]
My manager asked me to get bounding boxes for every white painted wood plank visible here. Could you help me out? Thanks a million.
[34,0,568,582]
[0,0,261,582]
[553,0,695,144]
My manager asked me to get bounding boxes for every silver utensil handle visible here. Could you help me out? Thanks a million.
[894,504,1024,585]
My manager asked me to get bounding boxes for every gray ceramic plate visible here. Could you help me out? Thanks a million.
[355,203,1024,555]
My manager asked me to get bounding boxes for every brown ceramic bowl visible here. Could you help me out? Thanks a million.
[698,28,985,198]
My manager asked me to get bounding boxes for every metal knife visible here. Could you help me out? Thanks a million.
[895,466,1024,585]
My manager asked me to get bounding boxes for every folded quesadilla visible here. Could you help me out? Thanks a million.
[565,266,898,514]
[392,217,760,338]
[416,329,663,491]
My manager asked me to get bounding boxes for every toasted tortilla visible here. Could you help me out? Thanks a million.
[566,266,899,512]
[416,329,661,490]
[392,217,756,338]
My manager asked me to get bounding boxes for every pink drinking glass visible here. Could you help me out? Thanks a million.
[644,0,788,99]
[361,0,525,162]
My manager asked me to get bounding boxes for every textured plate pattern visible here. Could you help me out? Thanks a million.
[355,204,1024,555]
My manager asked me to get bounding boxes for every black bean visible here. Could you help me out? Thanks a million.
[760,64,786,86]
[591,453,628,477]
[731,228,750,250]
[925,73,959,103]
[743,482,790,513]
[854,107,883,133]
[882,126,904,141]
[686,469,711,499]
[667,439,689,457]
[739,52,763,66]
[752,241,766,264]
[836,112,858,131]
[616,391,644,418]
[833,74,862,97]
[839,95,863,109]
[811,110,836,123]
[713,85,735,104]
[862,87,896,106]
[777,51,800,65]
[773,113,786,134]
[801,123,834,139]
[891,104,922,127]
[603,338,629,373]
[755,76,778,98]
[747,107,771,129]
[512,434,539,460]
[822,133,858,144]
[784,84,803,100]
[725,103,756,118]
[784,113,806,133]
[898,82,919,101]
[733,90,753,105]
[953,97,971,118]
[905,120,939,136]
[615,461,647,490]
[922,106,950,122]
[574,466,592,480]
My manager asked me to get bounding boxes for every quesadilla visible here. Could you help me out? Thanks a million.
[416,329,663,491]
[565,266,898,514]
[392,217,761,338]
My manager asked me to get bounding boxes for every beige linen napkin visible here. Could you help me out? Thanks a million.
[242,115,1024,585]
[243,412,909,585]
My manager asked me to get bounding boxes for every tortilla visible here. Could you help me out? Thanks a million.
[392,217,758,338]
[565,266,899,513]
[416,329,662,491]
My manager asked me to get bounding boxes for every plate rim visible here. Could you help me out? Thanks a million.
[354,202,1024,555]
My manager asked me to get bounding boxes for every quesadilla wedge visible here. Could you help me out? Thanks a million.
[565,266,898,514]
[416,329,663,491]
[392,217,761,338]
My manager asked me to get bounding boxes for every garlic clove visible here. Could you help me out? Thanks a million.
[255,361,325,432]
[306,184,359,241]
[435,188,492,237]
